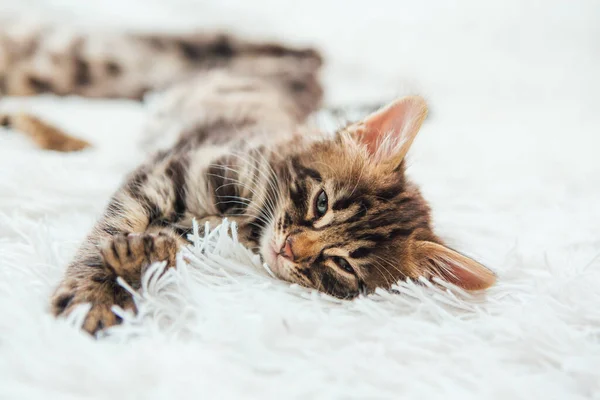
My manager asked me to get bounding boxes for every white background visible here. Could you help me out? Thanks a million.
[0,1,598,399]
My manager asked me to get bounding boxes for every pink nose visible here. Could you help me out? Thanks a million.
[280,236,295,260]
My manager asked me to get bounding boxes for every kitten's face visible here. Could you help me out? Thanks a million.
[259,96,496,297]
[259,138,433,298]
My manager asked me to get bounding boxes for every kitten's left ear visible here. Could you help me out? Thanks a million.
[350,96,428,166]
[413,241,496,291]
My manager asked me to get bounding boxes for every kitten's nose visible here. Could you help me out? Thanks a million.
[280,236,295,261]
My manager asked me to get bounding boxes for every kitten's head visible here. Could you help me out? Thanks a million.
[260,96,495,298]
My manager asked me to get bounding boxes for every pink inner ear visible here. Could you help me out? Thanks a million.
[415,241,496,291]
[357,96,428,161]
[359,126,383,155]
[439,258,496,291]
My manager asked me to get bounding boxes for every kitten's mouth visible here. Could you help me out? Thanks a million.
[259,228,295,282]
[265,240,295,282]
[266,242,282,272]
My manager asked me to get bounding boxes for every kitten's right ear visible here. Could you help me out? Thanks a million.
[413,240,496,291]
[347,96,428,167]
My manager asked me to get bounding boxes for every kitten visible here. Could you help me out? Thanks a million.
[0,24,495,335]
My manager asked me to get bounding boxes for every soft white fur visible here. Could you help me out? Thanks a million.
[1,1,599,399]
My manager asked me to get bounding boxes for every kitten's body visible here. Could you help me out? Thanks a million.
[1,23,495,335]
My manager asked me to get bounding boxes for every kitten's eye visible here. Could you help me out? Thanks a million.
[314,189,328,218]
[334,257,355,275]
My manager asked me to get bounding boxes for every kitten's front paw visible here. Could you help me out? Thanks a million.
[99,231,180,283]
[51,280,135,335]
[79,303,122,334]
[51,230,182,336]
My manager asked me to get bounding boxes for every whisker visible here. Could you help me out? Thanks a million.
[206,171,276,220]
[227,150,280,215]
[371,254,404,286]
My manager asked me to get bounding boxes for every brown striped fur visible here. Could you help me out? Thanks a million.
[0,23,494,335]
[0,23,321,108]
[0,23,321,152]
[257,98,495,299]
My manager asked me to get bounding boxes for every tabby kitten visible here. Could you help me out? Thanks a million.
[0,24,495,335]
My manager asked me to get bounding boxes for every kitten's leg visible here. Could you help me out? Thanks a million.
[0,22,321,100]
[51,153,195,335]
[57,214,252,335]
[53,226,185,334]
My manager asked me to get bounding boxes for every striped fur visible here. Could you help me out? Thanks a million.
[0,22,321,110]
[0,23,494,335]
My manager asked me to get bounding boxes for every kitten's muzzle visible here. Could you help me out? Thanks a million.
[279,232,319,263]
[279,235,296,261]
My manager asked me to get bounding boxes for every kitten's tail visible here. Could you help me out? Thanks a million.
[0,112,90,152]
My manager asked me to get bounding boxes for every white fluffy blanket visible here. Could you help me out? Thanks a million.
[1,1,599,398]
